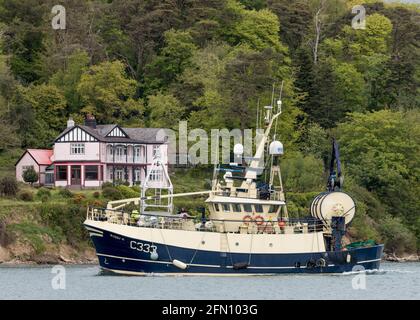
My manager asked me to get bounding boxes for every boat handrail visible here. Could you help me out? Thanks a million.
[86,206,326,230]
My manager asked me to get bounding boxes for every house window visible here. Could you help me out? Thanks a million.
[115,146,126,161]
[56,166,67,180]
[153,145,160,158]
[134,147,141,161]
[22,165,34,172]
[85,165,99,180]
[71,143,85,155]
[149,169,162,181]
[115,168,124,181]
[134,169,141,183]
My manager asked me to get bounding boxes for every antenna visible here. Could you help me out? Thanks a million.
[256,98,260,129]
[273,80,284,140]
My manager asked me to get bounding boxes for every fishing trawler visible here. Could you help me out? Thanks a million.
[84,95,383,275]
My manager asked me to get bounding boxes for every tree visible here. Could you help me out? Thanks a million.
[221,0,287,53]
[309,58,367,127]
[147,92,185,129]
[22,167,38,186]
[267,0,312,52]
[0,0,47,83]
[337,110,420,234]
[77,60,142,123]
[50,50,90,114]
[8,84,66,148]
[144,29,197,93]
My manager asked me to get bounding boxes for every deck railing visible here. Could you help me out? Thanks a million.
[86,206,326,235]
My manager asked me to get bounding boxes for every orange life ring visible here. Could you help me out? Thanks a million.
[278,220,286,228]
[242,215,253,225]
[254,215,265,226]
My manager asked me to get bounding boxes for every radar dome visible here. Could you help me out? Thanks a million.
[269,141,284,155]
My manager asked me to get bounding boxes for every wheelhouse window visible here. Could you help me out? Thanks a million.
[214,203,220,212]
[70,143,85,155]
[255,204,264,213]
[222,204,230,212]
[269,205,280,214]
[232,204,241,212]
[85,165,99,180]
[243,204,252,213]
[56,166,67,180]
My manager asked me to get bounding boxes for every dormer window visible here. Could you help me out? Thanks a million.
[71,143,85,155]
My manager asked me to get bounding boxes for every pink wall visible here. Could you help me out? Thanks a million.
[15,153,40,183]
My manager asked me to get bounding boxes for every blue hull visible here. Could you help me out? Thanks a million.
[86,224,384,275]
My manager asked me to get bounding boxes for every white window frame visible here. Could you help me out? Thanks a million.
[149,169,162,182]
[70,143,85,155]
[153,145,160,158]
[22,165,34,172]
[115,168,124,181]
[134,169,141,182]
[134,147,141,162]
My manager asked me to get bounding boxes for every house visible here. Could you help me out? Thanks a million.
[15,115,168,188]
[15,149,53,185]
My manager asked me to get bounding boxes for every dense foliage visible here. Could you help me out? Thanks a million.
[0,0,419,254]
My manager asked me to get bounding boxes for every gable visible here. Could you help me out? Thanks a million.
[56,126,98,142]
[15,151,38,167]
[106,126,128,138]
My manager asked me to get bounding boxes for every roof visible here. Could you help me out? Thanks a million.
[16,149,53,166]
[55,124,169,144]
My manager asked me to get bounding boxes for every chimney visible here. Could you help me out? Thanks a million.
[67,117,75,128]
[84,114,97,129]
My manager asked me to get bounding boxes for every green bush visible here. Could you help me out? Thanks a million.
[22,167,39,185]
[131,185,141,193]
[38,203,89,247]
[0,176,19,197]
[102,187,123,200]
[101,182,113,189]
[114,179,130,186]
[116,185,138,198]
[36,187,51,199]
[72,193,86,204]
[58,188,73,198]
[18,191,34,202]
